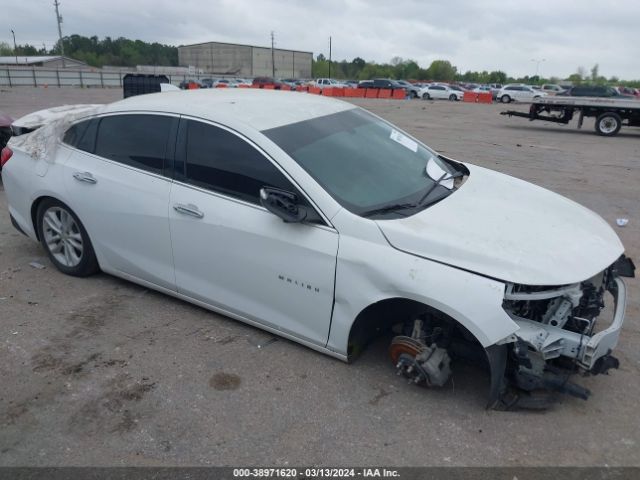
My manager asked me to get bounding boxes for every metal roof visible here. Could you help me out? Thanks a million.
[0,56,86,65]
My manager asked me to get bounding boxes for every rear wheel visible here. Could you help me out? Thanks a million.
[501,95,511,103]
[36,199,99,277]
[595,112,622,136]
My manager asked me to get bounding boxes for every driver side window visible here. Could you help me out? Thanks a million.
[176,119,323,222]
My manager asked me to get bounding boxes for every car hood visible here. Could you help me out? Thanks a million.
[376,164,624,285]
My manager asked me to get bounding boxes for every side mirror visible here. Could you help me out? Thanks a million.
[259,187,307,223]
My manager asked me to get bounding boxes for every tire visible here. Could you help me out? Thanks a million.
[595,112,622,136]
[411,91,418,99]
[36,198,99,277]
[422,93,431,100]
[501,95,511,103]
[449,94,457,101]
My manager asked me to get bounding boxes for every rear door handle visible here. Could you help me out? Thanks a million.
[173,203,204,219]
[73,171,97,184]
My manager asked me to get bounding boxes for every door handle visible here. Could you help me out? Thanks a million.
[173,203,204,219]
[73,171,97,184]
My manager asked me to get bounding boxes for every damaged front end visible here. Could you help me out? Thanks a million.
[387,255,634,410]
[492,255,635,409]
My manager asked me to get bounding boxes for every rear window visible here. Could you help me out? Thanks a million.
[63,118,98,153]
[94,114,174,174]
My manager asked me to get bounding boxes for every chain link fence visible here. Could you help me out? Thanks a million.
[0,67,211,88]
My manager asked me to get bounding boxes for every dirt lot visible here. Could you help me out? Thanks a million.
[1,87,639,467]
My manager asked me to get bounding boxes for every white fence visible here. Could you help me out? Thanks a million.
[0,67,213,88]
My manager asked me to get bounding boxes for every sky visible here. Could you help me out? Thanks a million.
[5,0,640,79]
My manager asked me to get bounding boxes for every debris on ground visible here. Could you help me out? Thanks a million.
[616,218,629,227]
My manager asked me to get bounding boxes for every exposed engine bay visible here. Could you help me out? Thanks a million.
[389,255,635,410]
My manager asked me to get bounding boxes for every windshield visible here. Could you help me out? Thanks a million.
[263,108,463,217]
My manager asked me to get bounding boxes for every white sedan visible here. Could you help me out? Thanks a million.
[418,84,463,101]
[498,84,548,103]
[2,89,633,409]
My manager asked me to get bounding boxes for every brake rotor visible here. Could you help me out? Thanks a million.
[389,336,424,364]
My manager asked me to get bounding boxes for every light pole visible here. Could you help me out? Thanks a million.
[328,36,332,79]
[531,58,546,79]
[10,29,17,65]
[54,0,66,67]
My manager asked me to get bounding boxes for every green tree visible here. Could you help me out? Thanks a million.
[426,60,457,81]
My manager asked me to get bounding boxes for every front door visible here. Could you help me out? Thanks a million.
[169,118,339,346]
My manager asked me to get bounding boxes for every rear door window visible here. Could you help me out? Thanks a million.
[94,114,175,175]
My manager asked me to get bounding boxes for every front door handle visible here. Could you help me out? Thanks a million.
[173,203,204,219]
[73,171,97,184]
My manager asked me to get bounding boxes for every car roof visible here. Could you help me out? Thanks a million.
[102,89,356,131]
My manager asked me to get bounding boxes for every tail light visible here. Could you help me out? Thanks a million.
[1,147,13,167]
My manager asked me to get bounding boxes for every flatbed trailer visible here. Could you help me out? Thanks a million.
[501,96,640,136]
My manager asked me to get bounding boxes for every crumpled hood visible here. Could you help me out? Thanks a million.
[377,164,624,285]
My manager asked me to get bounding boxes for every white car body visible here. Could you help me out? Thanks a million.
[418,85,463,101]
[498,84,548,103]
[314,78,343,89]
[3,89,632,409]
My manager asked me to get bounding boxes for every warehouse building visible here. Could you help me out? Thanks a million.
[178,41,312,79]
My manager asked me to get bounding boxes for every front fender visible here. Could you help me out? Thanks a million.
[326,221,520,356]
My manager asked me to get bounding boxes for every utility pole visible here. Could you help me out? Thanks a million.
[54,0,65,67]
[10,29,17,65]
[328,36,332,79]
[531,58,545,79]
[270,31,275,78]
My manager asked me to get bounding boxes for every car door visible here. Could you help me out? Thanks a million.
[62,113,178,290]
[168,117,339,346]
[432,86,447,99]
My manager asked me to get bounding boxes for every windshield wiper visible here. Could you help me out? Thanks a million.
[416,171,464,207]
[360,203,417,218]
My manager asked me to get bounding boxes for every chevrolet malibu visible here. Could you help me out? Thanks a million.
[2,90,634,409]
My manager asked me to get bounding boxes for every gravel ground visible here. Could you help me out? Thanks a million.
[0,87,639,467]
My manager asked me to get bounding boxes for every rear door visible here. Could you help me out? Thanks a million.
[168,118,339,346]
[62,113,178,290]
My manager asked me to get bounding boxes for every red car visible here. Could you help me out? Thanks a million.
[0,112,13,172]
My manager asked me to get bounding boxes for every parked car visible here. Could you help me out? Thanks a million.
[420,84,463,101]
[3,90,633,410]
[314,78,344,89]
[471,85,492,94]
[556,85,634,99]
[280,78,302,89]
[252,77,283,89]
[615,86,640,98]
[0,112,12,173]
[357,80,374,88]
[178,79,203,90]
[497,84,548,103]
[541,84,566,94]
[200,78,215,88]
[395,80,421,98]
[488,84,503,99]
[362,79,406,90]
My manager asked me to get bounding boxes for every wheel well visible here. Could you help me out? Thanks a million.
[346,298,484,363]
[30,195,58,241]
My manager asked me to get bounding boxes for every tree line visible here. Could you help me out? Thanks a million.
[0,34,178,68]
[0,34,637,86]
